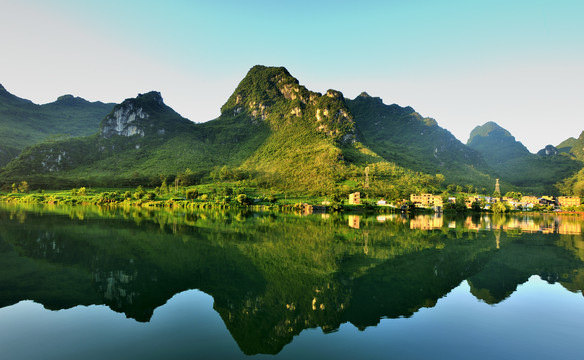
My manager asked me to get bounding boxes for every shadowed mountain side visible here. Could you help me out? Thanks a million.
[467,122,581,194]
[347,93,495,188]
[555,132,584,196]
[0,83,115,166]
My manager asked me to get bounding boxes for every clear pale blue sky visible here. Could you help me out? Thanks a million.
[1,0,583,152]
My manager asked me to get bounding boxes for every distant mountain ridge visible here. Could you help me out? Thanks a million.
[467,121,581,193]
[0,83,115,166]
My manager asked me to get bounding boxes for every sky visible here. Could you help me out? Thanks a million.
[1,0,583,152]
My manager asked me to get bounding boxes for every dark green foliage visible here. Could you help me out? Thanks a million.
[133,186,146,200]
[236,193,251,205]
[185,188,199,200]
[267,194,277,203]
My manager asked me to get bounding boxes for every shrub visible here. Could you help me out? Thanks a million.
[236,193,251,205]
[133,185,146,200]
[186,188,199,200]
[144,192,156,200]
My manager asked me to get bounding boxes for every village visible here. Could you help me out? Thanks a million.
[346,178,582,213]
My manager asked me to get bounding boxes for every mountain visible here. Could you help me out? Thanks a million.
[3,66,450,196]
[0,83,115,166]
[554,132,584,196]
[346,93,493,188]
[557,131,584,161]
[467,122,581,194]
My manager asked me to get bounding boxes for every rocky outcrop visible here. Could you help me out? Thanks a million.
[537,145,559,156]
[220,65,356,142]
[100,92,167,138]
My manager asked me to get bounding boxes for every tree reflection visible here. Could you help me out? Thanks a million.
[0,203,583,354]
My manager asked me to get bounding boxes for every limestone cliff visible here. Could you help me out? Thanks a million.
[100,92,165,138]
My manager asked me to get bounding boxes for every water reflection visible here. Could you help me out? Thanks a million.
[0,203,583,356]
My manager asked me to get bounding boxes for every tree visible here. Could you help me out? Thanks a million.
[236,193,251,205]
[492,201,509,214]
[329,190,344,212]
[177,168,194,186]
[160,179,169,194]
[133,185,145,200]
[18,181,30,193]
[504,191,522,201]
[186,188,199,200]
[471,201,482,212]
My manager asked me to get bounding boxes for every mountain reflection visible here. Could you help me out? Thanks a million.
[0,203,583,355]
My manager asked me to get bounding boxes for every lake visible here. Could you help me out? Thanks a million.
[1,203,583,359]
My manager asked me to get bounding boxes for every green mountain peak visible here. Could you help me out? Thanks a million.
[467,121,512,144]
[220,65,355,142]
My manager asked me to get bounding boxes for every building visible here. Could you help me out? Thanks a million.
[521,196,538,204]
[558,196,581,208]
[540,196,556,206]
[521,196,539,205]
[465,195,482,208]
[411,193,442,207]
[349,192,361,205]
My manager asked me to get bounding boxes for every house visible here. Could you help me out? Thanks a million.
[540,196,556,206]
[349,192,361,205]
[558,196,580,208]
[465,195,482,208]
[521,196,539,205]
[411,193,442,207]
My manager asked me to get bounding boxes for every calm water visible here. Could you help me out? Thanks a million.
[1,204,583,359]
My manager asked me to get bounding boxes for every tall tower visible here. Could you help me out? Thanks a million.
[494,178,501,196]
[364,166,370,189]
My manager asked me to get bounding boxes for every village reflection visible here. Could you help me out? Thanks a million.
[388,213,584,235]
